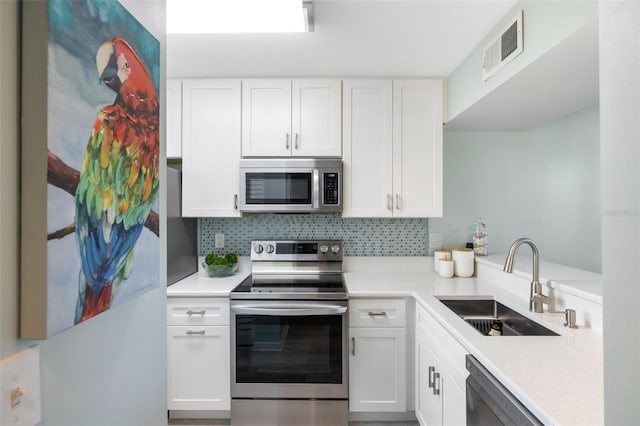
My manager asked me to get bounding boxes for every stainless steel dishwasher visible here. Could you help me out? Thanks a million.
[466,355,543,426]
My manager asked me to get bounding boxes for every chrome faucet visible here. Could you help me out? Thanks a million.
[503,238,549,313]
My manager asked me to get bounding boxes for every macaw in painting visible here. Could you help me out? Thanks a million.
[73,37,159,324]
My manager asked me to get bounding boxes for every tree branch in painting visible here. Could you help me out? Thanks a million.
[46,149,160,239]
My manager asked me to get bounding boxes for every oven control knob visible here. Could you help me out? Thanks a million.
[254,244,264,254]
[265,244,275,254]
[331,245,341,254]
[319,245,329,254]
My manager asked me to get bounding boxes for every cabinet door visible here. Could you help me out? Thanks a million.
[181,79,241,217]
[342,80,393,217]
[349,327,406,412]
[292,79,342,157]
[167,79,182,158]
[392,80,443,218]
[442,372,466,426]
[416,333,443,426]
[242,79,292,157]
[167,325,230,411]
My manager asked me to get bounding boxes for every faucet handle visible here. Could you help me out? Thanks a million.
[531,293,550,313]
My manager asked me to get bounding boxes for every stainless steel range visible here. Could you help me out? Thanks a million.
[230,240,348,426]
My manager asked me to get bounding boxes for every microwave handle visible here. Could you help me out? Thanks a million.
[313,169,320,208]
[231,304,347,316]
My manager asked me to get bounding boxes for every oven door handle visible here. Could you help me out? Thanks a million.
[231,304,347,316]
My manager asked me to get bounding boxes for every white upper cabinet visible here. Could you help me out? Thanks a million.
[292,80,342,157]
[167,79,182,158]
[242,79,342,157]
[392,80,443,218]
[181,79,242,217]
[342,80,393,217]
[342,79,443,218]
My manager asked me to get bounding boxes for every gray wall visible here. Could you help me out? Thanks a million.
[600,1,640,423]
[430,105,600,272]
[0,1,168,425]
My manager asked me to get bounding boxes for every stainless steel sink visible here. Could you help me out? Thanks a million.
[438,298,559,336]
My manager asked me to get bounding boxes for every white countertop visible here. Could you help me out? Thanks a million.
[167,255,603,425]
[167,256,251,297]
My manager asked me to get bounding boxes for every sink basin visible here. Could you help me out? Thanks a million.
[438,298,559,336]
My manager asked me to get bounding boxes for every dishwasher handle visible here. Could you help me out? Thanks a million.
[231,304,347,316]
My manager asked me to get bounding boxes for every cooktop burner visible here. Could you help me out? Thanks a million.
[230,239,348,300]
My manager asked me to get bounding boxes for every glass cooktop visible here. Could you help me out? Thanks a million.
[230,273,348,300]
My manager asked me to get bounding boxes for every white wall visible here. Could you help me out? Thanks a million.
[430,105,601,272]
[600,1,640,423]
[0,1,168,425]
[447,0,598,121]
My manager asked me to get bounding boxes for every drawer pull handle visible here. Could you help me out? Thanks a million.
[186,330,206,335]
[433,372,441,395]
[351,337,356,356]
[186,310,206,316]
[428,366,435,388]
[368,311,387,317]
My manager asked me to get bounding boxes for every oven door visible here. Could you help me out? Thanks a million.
[230,300,348,399]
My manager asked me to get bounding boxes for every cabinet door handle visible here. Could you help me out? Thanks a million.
[395,194,401,210]
[387,194,392,210]
[186,330,206,335]
[351,337,356,356]
[234,194,238,210]
[186,310,206,316]
[285,133,290,150]
[433,372,441,395]
[428,366,435,388]
[295,133,299,149]
[368,311,387,317]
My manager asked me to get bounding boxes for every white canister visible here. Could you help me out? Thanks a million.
[438,259,454,278]
[433,249,452,274]
[452,248,475,277]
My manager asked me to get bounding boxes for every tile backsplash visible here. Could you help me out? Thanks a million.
[200,214,428,256]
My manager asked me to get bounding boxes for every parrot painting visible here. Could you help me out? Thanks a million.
[73,37,159,324]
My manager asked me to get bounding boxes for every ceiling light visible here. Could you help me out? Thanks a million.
[167,0,311,34]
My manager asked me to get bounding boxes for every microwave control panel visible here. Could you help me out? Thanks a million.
[323,173,340,205]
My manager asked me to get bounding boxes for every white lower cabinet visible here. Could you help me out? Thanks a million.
[349,298,407,412]
[167,298,230,411]
[415,304,467,426]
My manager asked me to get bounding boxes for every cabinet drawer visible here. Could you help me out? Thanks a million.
[349,298,406,327]
[167,297,229,326]
[416,303,467,388]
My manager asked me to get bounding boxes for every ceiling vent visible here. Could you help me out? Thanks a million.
[483,10,523,81]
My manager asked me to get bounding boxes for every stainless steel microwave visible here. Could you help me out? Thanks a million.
[239,158,342,213]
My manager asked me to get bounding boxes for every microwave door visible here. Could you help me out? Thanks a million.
[241,170,314,212]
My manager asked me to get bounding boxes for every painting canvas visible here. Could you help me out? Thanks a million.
[21,0,161,338]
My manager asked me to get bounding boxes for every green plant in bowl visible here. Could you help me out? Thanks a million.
[203,252,239,277]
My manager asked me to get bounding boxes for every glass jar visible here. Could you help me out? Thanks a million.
[472,217,488,256]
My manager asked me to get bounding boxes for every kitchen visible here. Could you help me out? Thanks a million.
[0,1,638,425]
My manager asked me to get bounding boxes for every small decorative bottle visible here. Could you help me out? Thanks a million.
[472,217,488,256]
